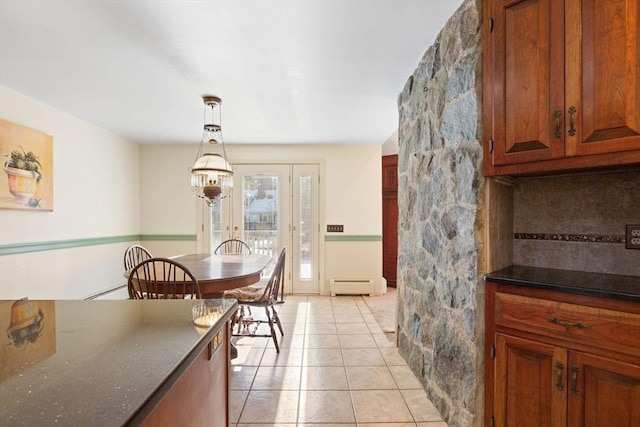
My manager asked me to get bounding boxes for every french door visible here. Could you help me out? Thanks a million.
[200,163,319,294]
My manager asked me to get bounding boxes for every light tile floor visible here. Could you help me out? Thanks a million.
[229,294,448,426]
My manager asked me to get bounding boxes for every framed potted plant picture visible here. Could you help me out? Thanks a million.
[0,119,53,211]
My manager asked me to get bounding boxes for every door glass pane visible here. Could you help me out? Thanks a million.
[209,200,223,252]
[243,174,279,262]
[299,174,312,280]
[292,164,318,294]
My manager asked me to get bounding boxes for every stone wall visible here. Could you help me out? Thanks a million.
[396,1,483,426]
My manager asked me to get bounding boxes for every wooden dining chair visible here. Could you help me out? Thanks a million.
[224,247,286,352]
[123,244,152,272]
[214,238,252,255]
[127,257,201,299]
[216,238,254,318]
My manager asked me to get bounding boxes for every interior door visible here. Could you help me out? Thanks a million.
[382,155,398,286]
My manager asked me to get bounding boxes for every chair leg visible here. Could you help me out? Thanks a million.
[265,307,279,353]
[230,307,238,333]
[271,306,284,336]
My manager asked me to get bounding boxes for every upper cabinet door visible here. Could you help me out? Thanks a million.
[565,0,640,156]
[483,0,640,175]
[491,0,565,166]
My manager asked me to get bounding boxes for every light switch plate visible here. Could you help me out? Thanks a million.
[327,224,344,233]
[626,224,640,249]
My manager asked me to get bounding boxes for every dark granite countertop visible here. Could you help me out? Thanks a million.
[0,298,237,426]
[485,265,640,301]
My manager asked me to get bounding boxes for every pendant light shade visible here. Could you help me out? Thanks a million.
[190,96,233,205]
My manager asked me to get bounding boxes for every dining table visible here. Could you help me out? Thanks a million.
[169,253,273,298]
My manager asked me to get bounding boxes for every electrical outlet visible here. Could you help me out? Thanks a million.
[626,224,640,249]
[327,224,344,232]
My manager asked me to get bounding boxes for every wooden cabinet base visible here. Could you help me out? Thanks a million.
[141,325,230,427]
[485,282,640,427]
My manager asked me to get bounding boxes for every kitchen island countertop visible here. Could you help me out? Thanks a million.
[0,298,237,426]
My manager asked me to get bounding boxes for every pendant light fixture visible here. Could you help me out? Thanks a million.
[190,96,233,205]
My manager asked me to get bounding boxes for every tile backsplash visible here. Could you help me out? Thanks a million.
[513,168,640,277]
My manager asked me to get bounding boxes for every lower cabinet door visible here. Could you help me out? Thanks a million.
[568,352,640,427]
[494,334,567,427]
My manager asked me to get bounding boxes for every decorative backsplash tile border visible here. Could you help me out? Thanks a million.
[514,233,626,244]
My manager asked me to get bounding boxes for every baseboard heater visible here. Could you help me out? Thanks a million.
[330,279,374,296]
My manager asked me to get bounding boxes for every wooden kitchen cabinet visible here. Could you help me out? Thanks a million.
[485,281,640,426]
[141,325,231,427]
[483,0,640,176]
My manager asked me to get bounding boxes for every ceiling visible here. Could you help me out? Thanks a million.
[0,0,462,146]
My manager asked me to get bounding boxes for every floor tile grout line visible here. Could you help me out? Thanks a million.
[333,296,360,427]
[294,294,309,423]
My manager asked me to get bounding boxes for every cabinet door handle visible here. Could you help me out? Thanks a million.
[555,361,564,391]
[553,110,562,138]
[568,106,577,136]
[571,365,579,395]
[548,317,587,329]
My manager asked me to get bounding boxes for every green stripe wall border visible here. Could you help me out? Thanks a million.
[1,234,378,255]
[140,234,196,242]
[324,235,382,242]
[0,234,197,256]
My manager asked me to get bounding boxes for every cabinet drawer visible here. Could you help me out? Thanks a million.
[494,292,640,358]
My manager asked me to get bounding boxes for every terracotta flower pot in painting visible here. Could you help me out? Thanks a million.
[4,166,39,201]
[3,146,42,202]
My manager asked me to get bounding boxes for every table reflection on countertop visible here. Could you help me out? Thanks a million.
[0,298,237,426]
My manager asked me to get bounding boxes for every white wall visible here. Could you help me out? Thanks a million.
[139,143,384,294]
[381,130,399,156]
[139,144,196,236]
[140,143,382,234]
[0,85,140,299]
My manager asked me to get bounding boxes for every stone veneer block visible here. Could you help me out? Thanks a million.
[397,0,482,426]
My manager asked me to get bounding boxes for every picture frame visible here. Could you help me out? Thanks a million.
[0,119,53,211]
